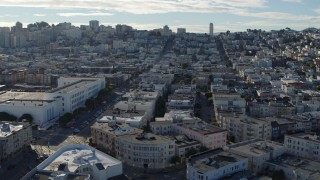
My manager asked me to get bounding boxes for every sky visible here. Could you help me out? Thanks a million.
[0,0,319,33]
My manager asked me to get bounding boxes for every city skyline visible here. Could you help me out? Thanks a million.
[0,0,319,33]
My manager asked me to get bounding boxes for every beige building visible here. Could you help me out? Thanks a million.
[187,148,248,180]
[91,122,143,155]
[0,121,32,162]
[173,120,227,149]
[228,139,286,174]
[115,133,175,169]
[150,121,173,135]
[284,133,320,161]
[223,115,272,143]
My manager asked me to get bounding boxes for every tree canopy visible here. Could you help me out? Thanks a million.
[0,112,17,121]
[19,114,33,123]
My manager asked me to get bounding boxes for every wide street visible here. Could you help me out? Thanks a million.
[0,86,125,180]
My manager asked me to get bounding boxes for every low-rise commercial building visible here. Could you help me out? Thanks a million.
[187,148,248,180]
[23,145,123,180]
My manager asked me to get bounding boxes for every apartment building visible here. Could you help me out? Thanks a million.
[99,109,148,128]
[264,154,320,180]
[115,133,175,169]
[0,122,32,162]
[228,139,286,173]
[91,122,143,154]
[173,120,227,149]
[284,133,320,161]
[187,148,248,180]
[224,116,272,143]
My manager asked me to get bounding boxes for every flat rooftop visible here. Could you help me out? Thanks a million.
[0,92,46,102]
[229,139,284,157]
[174,135,200,148]
[0,99,55,107]
[286,133,320,143]
[267,154,320,180]
[117,133,173,145]
[106,109,146,117]
[177,121,226,135]
[91,122,143,135]
[0,121,28,138]
[41,145,121,173]
[189,148,247,173]
[48,79,95,94]
[99,113,145,123]
[28,170,89,180]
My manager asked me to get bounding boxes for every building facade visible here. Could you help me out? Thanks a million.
[0,122,32,162]
[284,133,320,161]
[187,148,248,180]
[115,133,175,169]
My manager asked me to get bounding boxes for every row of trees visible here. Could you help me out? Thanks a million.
[0,112,33,123]
[170,146,209,164]
[59,83,115,127]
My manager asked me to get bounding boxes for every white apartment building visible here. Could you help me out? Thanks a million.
[150,121,173,135]
[212,93,246,109]
[23,145,122,180]
[223,115,272,143]
[91,122,143,154]
[0,77,105,129]
[212,93,246,121]
[173,120,227,149]
[187,149,248,180]
[228,139,286,173]
[0,122,32,162]
[175,136,201,158]
[284,133,320,161]
[115,133,175,169]
[264,154,320,180]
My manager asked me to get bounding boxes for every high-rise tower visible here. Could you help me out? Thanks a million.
[209,23,214,36]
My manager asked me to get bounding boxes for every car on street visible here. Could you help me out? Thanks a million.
[73,128,80,134]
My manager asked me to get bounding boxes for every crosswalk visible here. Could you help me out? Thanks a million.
[69,135,86,145]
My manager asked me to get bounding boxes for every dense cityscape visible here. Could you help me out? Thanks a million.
[0,19,320,180]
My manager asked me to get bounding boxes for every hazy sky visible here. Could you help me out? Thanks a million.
[0,0,319,33]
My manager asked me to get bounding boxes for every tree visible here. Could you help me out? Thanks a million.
[272,170,285,180]
[155,96,167,117]
[59,113,73,127]
[186,148,198,157]
[170,155,181,165]
[85,99,95,109]
[19,114,33,124]
[0,112,17,121]
[142,121,151,133]
[211,121,220,126]
[199,146,209,152]
[205,92,212,99]
[180,63,189,69]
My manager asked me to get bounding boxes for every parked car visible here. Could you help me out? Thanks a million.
[73,128,80,134]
